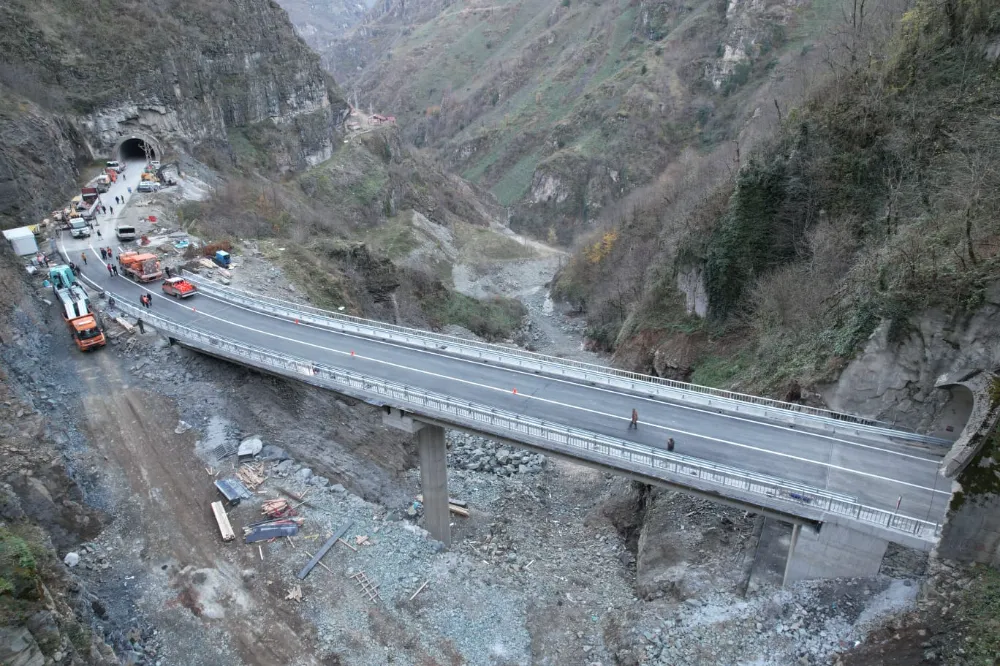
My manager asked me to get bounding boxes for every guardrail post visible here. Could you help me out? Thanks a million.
[417,423,451,548]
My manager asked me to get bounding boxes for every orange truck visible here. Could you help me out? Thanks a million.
[161,277,198,298]
[119,251,163,282]
[56,284,105,351]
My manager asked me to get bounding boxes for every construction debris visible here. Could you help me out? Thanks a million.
[355,535,372,546]
[285,585,303,602]
[337,538,357,552]
[215,477,252,506]
[351,571,381,603]
[409,580,429,601]
[297,522,353,580]
[245,521,299,543]
[211,501,235,542]
[236,463,266,489]
[261,498,295,519]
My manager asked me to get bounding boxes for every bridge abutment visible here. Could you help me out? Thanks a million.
[783,523,888,586]
[382,408,450,547]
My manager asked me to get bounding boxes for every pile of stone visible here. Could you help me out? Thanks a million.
[260,444,344,491]
[446,431,546,475]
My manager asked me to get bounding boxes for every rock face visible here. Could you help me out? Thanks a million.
[0,96,89,229]
[0,0,350,226]
[822,282,1000,436]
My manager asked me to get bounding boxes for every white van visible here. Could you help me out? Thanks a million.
[115,225,137,241]
[70,219,91,239]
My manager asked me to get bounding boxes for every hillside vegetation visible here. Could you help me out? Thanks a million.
[322,0,842,243]
[556,0,1000,395]
[182,128,528,339]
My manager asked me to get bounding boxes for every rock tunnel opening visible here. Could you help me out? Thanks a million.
[118,137,157,162]
[934,384,976,441]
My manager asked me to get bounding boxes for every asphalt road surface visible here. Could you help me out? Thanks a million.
[57,167,951,529]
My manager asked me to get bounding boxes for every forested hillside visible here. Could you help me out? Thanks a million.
[555,0,1000,402]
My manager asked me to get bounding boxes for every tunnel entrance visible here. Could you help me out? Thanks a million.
[118,137,157,162]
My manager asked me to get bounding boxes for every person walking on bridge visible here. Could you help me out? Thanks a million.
[111,263,118,276]
[100,248,107,261]
[80,252,87,265]
[667,437,675,452]
[106,263,114,277]
[629,408,639,430]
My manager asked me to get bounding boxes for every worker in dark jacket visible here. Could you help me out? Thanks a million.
[629,408,639,430]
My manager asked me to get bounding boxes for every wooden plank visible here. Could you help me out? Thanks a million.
[416,495,470,516]
[211,501,235,542]
[297,521,353,580]
[114,316,134,332]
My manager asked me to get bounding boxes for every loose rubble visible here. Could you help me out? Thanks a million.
[446,430,548,475]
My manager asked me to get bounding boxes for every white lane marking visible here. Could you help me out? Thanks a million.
[88,274,947,498]
[191,288,941,465]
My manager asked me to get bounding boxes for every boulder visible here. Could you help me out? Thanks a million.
[295,467,313,481]
[258,445,288,462]
[63,552,80,567]
[237,436,264,458]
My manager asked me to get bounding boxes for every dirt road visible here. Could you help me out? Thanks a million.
[78,348,321,666]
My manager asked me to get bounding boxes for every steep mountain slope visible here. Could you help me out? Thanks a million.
[181,125,530,339]
[0,0,349,228]
[278,0,377,70]
[314,0,840,242]
[555,0,1000,428]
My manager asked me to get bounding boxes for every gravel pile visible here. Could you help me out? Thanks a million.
[446,430,547,475]
[632,579,919,666]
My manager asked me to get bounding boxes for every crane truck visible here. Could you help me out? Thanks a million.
[56,283,106,352]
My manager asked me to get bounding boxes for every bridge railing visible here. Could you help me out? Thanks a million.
[181,272,949,447]
[109,296,941,542]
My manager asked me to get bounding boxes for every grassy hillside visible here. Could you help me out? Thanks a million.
[318,0,847,243]
[555,0,1000,394]
[181,126,527,339]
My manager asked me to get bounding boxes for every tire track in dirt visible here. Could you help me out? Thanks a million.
[79,349,320,665]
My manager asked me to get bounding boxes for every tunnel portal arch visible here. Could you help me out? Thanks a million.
[113,133,162,162]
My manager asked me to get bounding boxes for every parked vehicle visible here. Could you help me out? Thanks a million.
[136,180,160,193]
[94,175,110,193]
[69,219,91,239]
[55,283,105,351]
[106,160,124,173]
[119,251,162,282]
[212,250,231,268]
[115,225,137,241]
[161,277,198,298]
[48,265,77,290]
[81,201,99,221]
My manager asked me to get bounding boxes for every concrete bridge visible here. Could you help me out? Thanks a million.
[56,182,957,583]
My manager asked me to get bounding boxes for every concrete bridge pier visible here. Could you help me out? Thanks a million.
[382,408,450,547]
[783,523,888,586]
[417,424,450,547]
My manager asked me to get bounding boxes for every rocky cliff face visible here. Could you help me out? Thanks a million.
[0,0,350,228]
[822,282,1000,437]
[0,91,89,229]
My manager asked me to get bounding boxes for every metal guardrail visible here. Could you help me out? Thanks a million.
[107,295,941,542]
[182,272,950,447]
